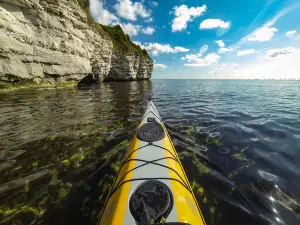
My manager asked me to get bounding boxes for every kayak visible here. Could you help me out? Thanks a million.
[98,101,206,225]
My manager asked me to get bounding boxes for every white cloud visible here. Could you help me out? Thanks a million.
[209,69,219,74]
[181,45,208,61]
[142,26,155,35]
[246,27,278,42]
[181,53,200,61]
[183,53,220,67]
[205,53,220,64]
[145,18,153,23]
[220,63,239,68]
[200,19,230,29]
[135,42,190,55]
[149,1,158,7]
[154,64,167,69]
[234,47,300,80]
[218,47,235,54]
[231,63,239,67]
[268,47,293,58]
[237,49,257,56]
[184,63,206,67]
[132,41,143,47]
[209,63,239,76]
[119,23,141,36]
[286,30,297,38]
[117,24,154,36]
[89,0,118,25]
[199,45,208,55]
[133,41,142,46]
[208,62,240,78]
[172,4,207,32]
[216,40,225,48]
[114,0,150,21]
[244,7,293,42]
[174,46,190,53]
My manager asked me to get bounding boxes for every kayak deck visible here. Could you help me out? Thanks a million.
[98,101,206,225]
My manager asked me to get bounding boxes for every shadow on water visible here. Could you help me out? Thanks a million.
[1,80,300,225]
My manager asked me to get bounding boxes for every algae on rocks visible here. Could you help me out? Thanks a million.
[0,0,153,89]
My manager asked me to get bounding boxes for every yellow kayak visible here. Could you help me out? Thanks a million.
[98,101,206,225]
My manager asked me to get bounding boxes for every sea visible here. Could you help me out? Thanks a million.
[0,80,300,225]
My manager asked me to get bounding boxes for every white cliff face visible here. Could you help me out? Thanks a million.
[106,51,153,81]
[0,0,153,84]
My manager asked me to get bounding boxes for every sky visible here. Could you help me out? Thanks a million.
[90,0,300,79]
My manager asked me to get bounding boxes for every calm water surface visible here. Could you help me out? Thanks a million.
[0,80,300,225]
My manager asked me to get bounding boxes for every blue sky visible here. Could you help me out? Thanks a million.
[90,0,300,79]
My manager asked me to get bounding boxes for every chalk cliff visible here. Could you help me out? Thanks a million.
[0,0,153,85]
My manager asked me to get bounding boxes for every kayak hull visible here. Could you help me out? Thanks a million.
[98,101,206,225]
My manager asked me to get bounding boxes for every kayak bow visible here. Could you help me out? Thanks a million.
[98,101,206,225]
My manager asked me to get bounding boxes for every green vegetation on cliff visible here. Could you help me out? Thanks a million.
[0,80,77,91]
[77,0,150,58]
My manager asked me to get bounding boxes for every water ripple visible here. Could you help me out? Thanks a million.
[0,80,300,225]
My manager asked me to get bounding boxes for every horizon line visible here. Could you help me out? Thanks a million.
[151,78,300,81]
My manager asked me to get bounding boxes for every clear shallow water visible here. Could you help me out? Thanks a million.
[0,80,300,225]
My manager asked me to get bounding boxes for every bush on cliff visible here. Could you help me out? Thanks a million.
[77,0,149,58]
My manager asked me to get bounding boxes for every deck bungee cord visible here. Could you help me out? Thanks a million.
[98,101,206,225]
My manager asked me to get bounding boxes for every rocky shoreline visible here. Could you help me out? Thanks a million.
[0,0,153,88]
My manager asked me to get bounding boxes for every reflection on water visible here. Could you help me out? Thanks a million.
[0,81,152,225]
[1,80,300,225]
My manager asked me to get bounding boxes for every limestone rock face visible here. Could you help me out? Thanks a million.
[105,51,153,81]
[0,0,153,84]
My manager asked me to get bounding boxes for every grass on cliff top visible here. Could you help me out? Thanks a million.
[76,0,150,58]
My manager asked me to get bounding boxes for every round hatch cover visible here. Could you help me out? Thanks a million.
[129,180,173,224]
[137,122,165,142]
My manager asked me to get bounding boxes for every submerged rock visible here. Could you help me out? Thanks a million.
[77,74,98,87]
